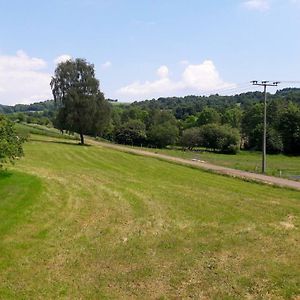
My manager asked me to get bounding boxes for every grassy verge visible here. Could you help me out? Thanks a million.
[0,135,299,299]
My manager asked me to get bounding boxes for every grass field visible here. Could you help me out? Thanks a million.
[14,122,78,140]
[0,134,300,299]
[134,146,300,180]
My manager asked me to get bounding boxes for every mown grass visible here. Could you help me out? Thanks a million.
[14,122,77,140]
[135,146,300,180]
[0,134,299,299]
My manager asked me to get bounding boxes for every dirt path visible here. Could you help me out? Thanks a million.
[88,139,300,191]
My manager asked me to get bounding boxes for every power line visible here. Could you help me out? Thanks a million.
[251,81,280,174]
[196,80,300,99]
[270,80,300,84]
[202,82,252,95]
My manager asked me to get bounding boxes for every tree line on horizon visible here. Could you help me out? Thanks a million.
[1,58,300,154]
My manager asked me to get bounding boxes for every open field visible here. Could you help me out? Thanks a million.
[132,146,300,180]
[0,134,300,299]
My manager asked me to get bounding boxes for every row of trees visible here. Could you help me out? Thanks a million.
[112,110,179,148]
[6,111,52,126]
[102,98,300,154]
[2,58,299,155]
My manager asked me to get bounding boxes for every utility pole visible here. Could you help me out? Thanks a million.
[251,81,280,174]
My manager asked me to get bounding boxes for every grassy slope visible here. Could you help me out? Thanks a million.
[14,122,77,140]
[134,146,300,179]
[0,134,299,299]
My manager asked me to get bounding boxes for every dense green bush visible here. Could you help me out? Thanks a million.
[181,127,203,150]
[199,124,240,154]
[196,107,220,126]
[115,119,146,146]
[278,103,300,154]
[148,122,179,148]
[0,115,25,166]
[248,125,283,154]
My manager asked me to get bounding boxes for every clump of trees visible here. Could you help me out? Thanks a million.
[181,125,240,154]
[242,101,300,154]
[50,58,111,145]
[106,108,180,148]
[0,115,25,167]
[115,119,146,145]
[6,111,52,126]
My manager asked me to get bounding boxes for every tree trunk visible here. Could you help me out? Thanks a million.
[80,132,84,145]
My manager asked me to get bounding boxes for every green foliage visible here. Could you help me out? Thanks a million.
[121,106,148,123]
[278,103,300,154]
[146,110,179,148]
[241,101,300,154]
[6,111,52,127]
[266,127,284,154]
[51,58,111,144]
[0,115,25,166]
[1,87,300,154]
[147,110,178,128]
[148,122,179,148]
[132,91,267,117]
[196,107,220,126]
[199,124,240,154]
[0,100,55,114]
[242,103,263,150]
[250,125,284,154]
[181,115,198,129]
[180,127,202,150]
[222,106,243,129]
[115,119,146,145]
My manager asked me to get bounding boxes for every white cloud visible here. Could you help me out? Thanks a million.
[102,61,112,69]
[54,54,72,65]
[118,60,235,100]
[0,50,47,71]
[243,0,270,11]
[157,65,169,78]
[118,77,178,97]
[0,50,52,105]
[182,60,231,91]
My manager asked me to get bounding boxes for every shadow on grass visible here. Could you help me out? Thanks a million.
[0,170,13,180]
[30,138,92,147]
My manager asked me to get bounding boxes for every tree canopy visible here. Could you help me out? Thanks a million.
[50,58,110,144]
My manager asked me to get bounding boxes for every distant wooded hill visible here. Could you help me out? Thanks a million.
[1,88,300,154]
[0,100,55,114]
[0,98,118,114]
[1,88,299,115]
[132,88,300,119]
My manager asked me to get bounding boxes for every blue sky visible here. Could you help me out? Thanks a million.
[0,0,300,105]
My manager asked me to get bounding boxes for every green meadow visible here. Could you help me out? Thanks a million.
[0,134,299,299]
